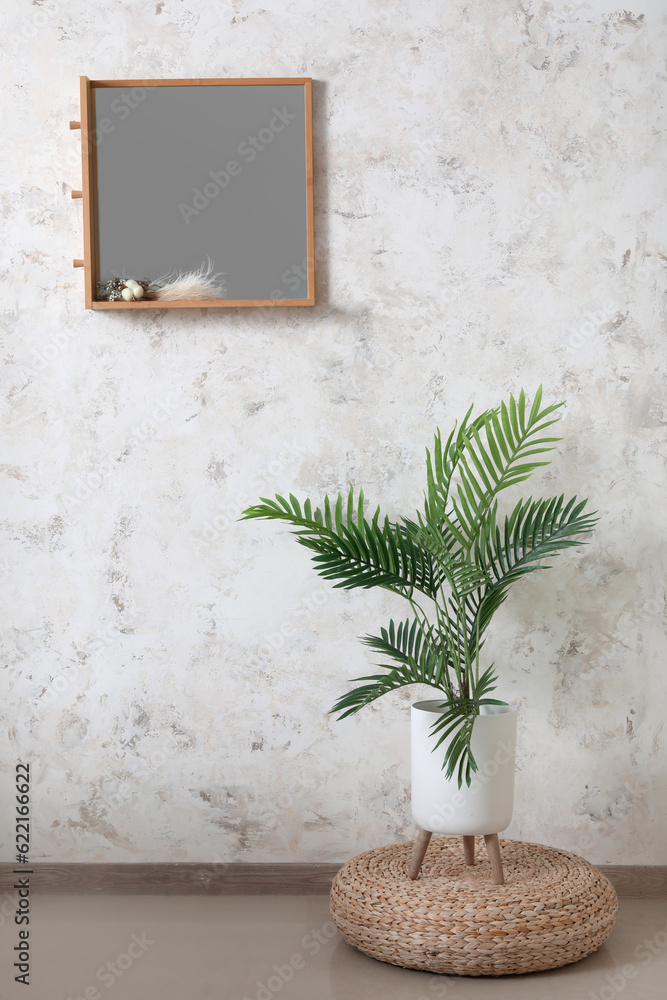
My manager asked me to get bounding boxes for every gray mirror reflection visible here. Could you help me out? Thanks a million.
[94,84,309,300]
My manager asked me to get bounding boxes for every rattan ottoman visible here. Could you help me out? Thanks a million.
[330,837,618,976]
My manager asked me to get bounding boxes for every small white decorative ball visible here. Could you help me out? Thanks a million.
[126,279,140,290]
[121,287,134,301]
[132,285,144,299]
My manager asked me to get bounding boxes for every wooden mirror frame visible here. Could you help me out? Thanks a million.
[73,76,314,310]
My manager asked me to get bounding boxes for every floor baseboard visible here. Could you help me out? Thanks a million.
[0,862,665,896]
[596,866,667,898]
[0,862,341,895]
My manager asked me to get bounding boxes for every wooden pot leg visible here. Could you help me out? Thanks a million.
[463,835,475,866]
[408,828,432,880]
[483,833,505,885]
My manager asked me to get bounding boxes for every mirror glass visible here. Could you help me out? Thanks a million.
[94,83,310,301]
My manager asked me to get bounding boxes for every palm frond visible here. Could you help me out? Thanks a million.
[481,494,598,584]
[427,385,564,551]
[424,405,492,522]
[428,666,507,787]
[466,493,598,652]
[242,486,440,600]
[329,615,454,719]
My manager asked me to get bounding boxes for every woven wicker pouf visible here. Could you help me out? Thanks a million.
[330,838,618,976]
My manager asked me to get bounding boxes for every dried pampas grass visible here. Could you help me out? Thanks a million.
[150,261,226,301]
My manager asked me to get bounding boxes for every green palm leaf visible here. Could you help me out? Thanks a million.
[329,616,455,719]
[428,666,507,786]
[242,485,441,600]
[483,494,598,583]
[426,385,564,552]
[466,493,598,655]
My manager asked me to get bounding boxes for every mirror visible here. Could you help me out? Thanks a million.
[77,77,314,309]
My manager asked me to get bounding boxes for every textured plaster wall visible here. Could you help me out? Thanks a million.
[1,0,666,865]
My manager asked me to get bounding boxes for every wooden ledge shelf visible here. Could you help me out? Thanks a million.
[91,298,315,309]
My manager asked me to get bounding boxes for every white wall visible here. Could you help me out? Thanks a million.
[2,0,666,864]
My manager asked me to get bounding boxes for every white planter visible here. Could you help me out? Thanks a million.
[411,701,517,836]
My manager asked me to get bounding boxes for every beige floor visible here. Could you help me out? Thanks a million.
[0,894,665,999]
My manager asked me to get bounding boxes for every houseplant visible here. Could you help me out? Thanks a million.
[241,388,596,796]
